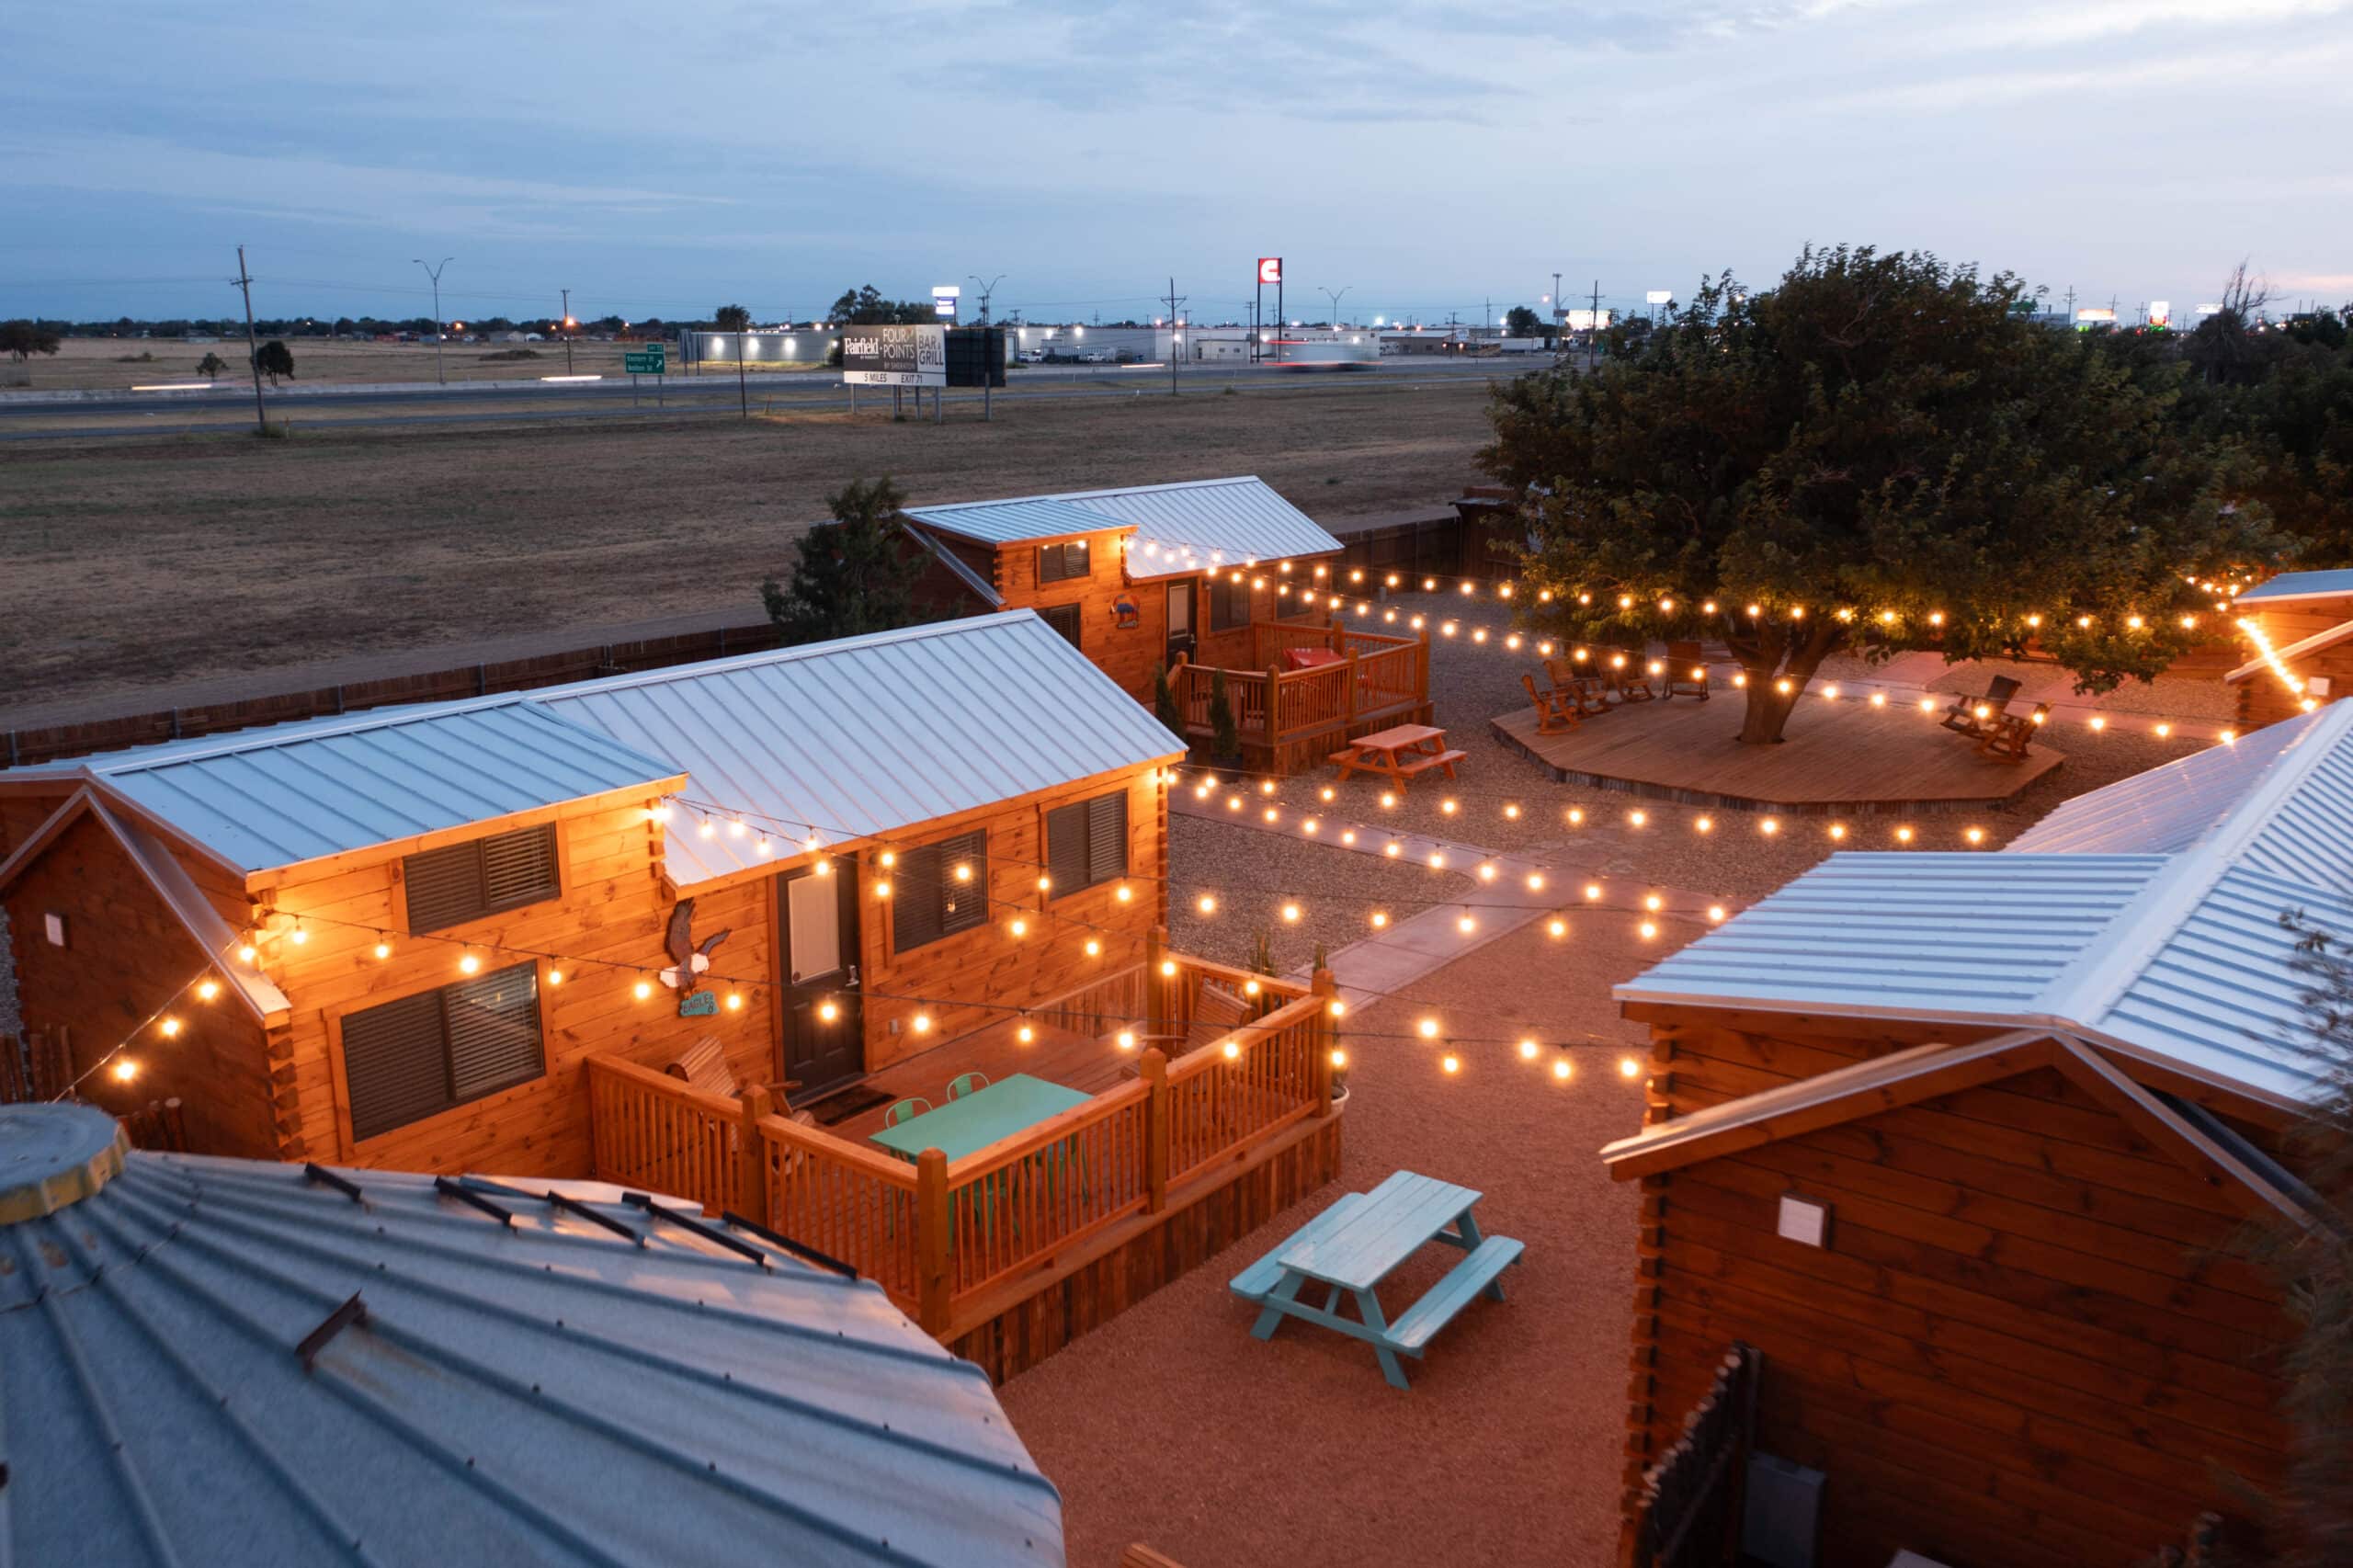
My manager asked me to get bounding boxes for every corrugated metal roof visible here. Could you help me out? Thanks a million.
[1053,477,1343,579]
[905,524,1006,607]
[0,1103,1063,1568]
[903,496,1129,546]
[2235,567,2353,606]
[1619,700,2353,1108]
[529,611,1185,886]
[17,701,681,875]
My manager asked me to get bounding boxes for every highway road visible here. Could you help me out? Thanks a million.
[0,357,1521,441]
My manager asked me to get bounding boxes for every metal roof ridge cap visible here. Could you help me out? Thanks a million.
[70,697,545,774]
[2040,701,2353,1030]
[1043,474,1265,502]
[524,611,1040,705]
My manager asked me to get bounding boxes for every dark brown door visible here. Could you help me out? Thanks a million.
[1165,578,1197,665]
[779,864,862,1097]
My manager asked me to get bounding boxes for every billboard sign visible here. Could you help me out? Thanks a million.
[842,324,947,387]
[2075,307,2117,324]
[1257,256,1282,285]
[2147,300,2171,327]
[1644,290,1674,305]
[931,285,961,321]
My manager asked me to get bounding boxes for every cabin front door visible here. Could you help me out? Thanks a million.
[1165,578,1197,666]
[778,864,863,1098]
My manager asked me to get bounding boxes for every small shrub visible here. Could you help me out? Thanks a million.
[1209,669,1240,758]
[255,420,293,439]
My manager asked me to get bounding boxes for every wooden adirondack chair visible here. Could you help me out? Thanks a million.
[1521,673,1584,734]
[1941,676,2023,737]
[1540,658,1611,714]
[1601,647,1657,703]
[1664,641,1711,700]
[661,1036,801,1105]
[1976,702,2051,762]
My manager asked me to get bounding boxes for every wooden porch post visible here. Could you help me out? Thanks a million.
[916,1147,950,1335]
[737,1086,771,1226]
[1142,1047,1170,1213]
[1344,648,1360,725]
[1146,926,1167,1043]
[1416,619,1433,717]
[1265,663,1284,750]
[1311,969,1337,1117]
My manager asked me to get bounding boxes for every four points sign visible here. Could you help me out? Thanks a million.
[842,324,948,388]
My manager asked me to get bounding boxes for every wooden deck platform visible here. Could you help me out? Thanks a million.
[1490,691,2063,812]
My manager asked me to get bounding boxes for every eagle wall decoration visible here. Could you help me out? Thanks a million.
[660,898,732,1017]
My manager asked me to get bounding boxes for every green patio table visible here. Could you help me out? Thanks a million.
[867,1074,1091,1163]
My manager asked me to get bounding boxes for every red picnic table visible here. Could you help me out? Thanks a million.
[1327,722,1466,789]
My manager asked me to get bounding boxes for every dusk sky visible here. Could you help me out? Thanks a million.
[6,0,2347,325]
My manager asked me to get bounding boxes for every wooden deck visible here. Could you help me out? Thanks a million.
[1491,689,2063,812]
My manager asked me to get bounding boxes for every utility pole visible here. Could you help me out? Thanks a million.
[1162,278,1186,395]
[1552,270,1563,351]
[969,273,1005,326]
[414,256,453,384]
[561,288,574,374]
[1590,280,1601,364]
[232,244,267,435]
[1319,284,1349,330]
[2062,284,2077,323]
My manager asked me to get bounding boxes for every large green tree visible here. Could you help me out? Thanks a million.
[712,303,751,332]
[760,476,935,644]
[1483,244,2283,744]
[827,285,933,325]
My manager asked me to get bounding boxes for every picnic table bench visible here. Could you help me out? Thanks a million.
[1326,723,1465,790]
[1230,1170,1523,1389]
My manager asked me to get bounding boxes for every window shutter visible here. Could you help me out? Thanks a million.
[893,845,946,954]
[402,841,486,934]
[481,824,559,909]
[1045,803,1088,893]
[939,831,986,937]
[1041,603,1083,650]
[341,990,452,1142]
[1066,540,1089,579]
[443,963,544,1099]
[1086,791,1128,886]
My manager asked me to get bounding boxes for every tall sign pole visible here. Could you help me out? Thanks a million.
[233,244,267,435]
[1256,257,1282,366]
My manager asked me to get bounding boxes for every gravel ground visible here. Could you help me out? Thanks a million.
[1000,909,1676,1568]
[1165,812,1479,975]
[1813,648,2238,721]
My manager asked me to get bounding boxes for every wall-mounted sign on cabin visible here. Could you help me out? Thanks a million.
[1113,595,1140,631]
[660,898,731,1016]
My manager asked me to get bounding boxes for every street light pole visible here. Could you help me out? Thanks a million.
[1320,285,1350,329]
[561,288,574,375]
[969,273,1005,326]
[414,256,453,384]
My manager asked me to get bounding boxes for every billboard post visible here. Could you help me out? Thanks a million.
[1257,257,1281,365]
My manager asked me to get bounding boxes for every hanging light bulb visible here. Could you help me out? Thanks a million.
[460,949,483,975]
[159,1017,182,1039]
[913,1012,933,1034]
[1085,937,1103,957]
[1518,1039,1540,1061]
[1442,1053,1461,1074]
[113,1058,142,1083]
[1417,1017,1440,1040]
[196,979,222,1002]
[1552,1057,1573,1081]
[1619,1057,1642,1079]
[632,976,652,1000]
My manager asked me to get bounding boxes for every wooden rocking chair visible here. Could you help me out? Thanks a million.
[1941,676,2023,738]
[1664,641,1711,701]
[1601,647,1658,703]
[1975,702,2051,762]
[1521,673,1585,735]
[1540,658,1611,715]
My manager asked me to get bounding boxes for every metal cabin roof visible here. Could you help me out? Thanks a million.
[1619,700,2353,1108]
[11,700,681,875]
[0,1102,1063,1568]
[1052,476,1344,579]
[903,496,1130,547]
[527,611,1186,886]
[2235,567,2353,607]
[904,525,1007,607]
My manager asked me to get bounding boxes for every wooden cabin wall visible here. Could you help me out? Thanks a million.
[992,528,1168,701]
[264,794,779,1178]
[0,788,74,858]
[2238,604,2353,728]
[861,763,1168,1067]
[1622,1006,2294,1568]
[3,812,278,1155]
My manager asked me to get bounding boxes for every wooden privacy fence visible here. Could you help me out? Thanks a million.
[0,1028,73,1104]
[1168,622,1427,756]
[586,960,1338,1336]
[1621,1344,1762,1568]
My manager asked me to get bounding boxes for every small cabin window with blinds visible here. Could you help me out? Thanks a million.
[1039,602,1083,651]
[402,824,561,934]
[892,830,989,954]
[1045,791,1128,896]
[1037,540,1090,585]
[338,962,545,1141]
[1209,574,1252,631]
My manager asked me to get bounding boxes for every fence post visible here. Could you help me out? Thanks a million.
[1311,969,1337,1116]
[1265,663,1283,749]
[738,1085,772,1227]
[1142,1048,1170,1213]
[1145,926,1167,1044]
[916,1147,951,1335]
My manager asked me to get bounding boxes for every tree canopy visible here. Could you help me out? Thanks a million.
[1504,304,1544,338]
[252,339,296,382]
[712,303,751,332]
[1483,244,2285,743]
[827,286,934,325]
[760,476,936,645]
[0,320,62,361]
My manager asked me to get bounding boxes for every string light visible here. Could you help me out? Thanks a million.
[195,979,221,1001]
[158,1017,182,1039]
[113,1059,141,1083]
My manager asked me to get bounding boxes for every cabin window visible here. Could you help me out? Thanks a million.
[402,824,561,933]
[1209,575,1251,631]
[1045,790,1129,896]
[1038,540,1090,585]
[1040,602,1083,651]
[892,830,988,954]
[339,962,545,1141]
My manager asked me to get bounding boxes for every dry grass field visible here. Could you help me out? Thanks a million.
[0,379,1495,719]
[5,335,784,391]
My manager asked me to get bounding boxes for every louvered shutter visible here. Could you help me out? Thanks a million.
[1045,803,1088,894]
[1040,603,1083,650]
[1086,791,1128,886]
[403,841,486,933]
[443,963,544,1099]
[892,845,945,954]
[1065,540,1089,579]
[481,825,559,910]
[342,990,453,1141]
[938,831,986,937]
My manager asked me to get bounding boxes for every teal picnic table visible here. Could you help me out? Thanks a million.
[869,1074,1093,1238]
[1230,1169,1524,1389]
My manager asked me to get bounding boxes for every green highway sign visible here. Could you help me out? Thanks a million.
[624,347,665,374]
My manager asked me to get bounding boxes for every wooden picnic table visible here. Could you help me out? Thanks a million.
[1327,722,1466,790]
[1230,1169,1523,1389]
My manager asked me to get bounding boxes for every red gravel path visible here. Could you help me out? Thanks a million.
[998,913,1697,1567]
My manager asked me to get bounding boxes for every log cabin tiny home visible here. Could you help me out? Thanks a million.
[0,611,1185,1176]
[2225,566,2353,729]
[1601,700,2353,1568]
[897,475,1433,771]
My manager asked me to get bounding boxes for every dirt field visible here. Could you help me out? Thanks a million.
[3,335,801,391]
[0,380,1494,718]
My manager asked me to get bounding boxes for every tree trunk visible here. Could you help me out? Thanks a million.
[1729,622,1845,744]
[1737,681,1798,744]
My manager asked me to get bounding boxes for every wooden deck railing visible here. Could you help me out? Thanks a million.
[1171,618,1428,756]
[585,952,1340,1336]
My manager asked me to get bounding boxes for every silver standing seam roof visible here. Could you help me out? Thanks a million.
[1617,700,2353,1108]
[904,476,1343,582]
[0,1101,1063,1568]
